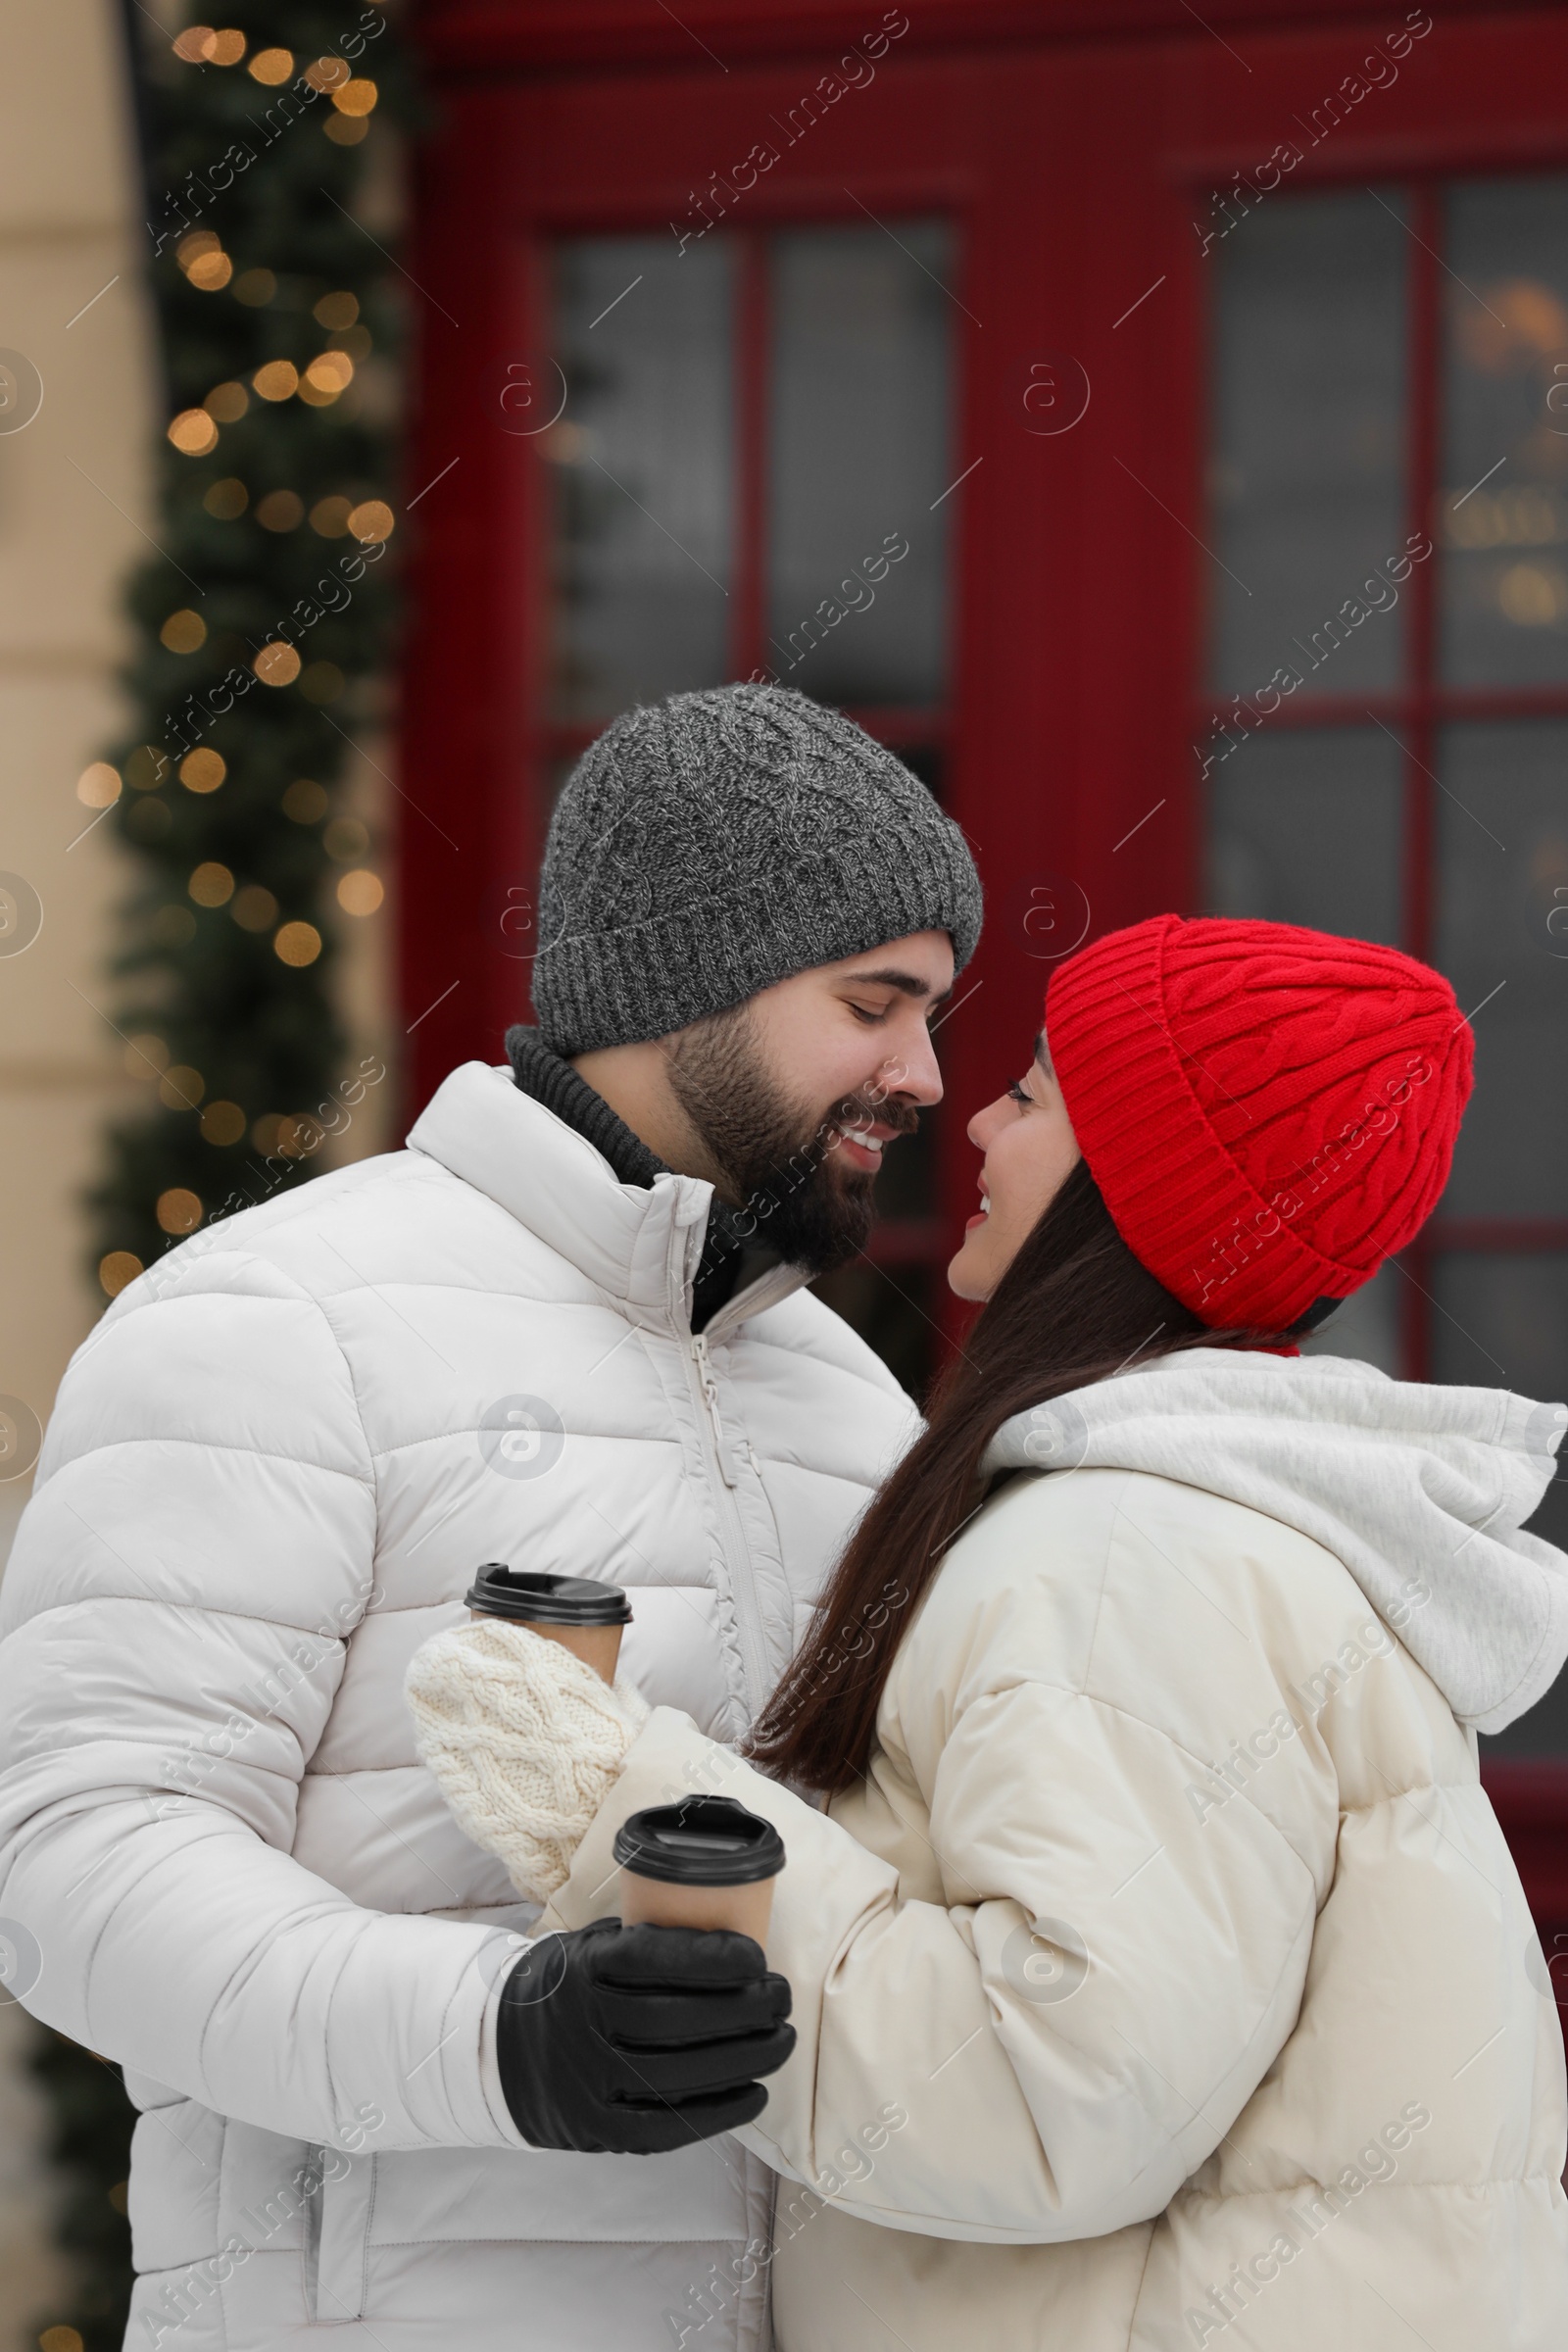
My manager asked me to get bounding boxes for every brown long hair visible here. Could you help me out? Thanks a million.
[750,1158,1304,1794]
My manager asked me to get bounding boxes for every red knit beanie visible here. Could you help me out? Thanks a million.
[1043,915,1473,1332]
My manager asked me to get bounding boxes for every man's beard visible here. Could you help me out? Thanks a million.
[665,1004,917,1276]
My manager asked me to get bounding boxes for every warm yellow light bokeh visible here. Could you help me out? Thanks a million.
[1498,561,1567,625]
[336,868,384,917]
[204,380,249,422]
[204,476,249,518]
[306,351,355,395]
[169,409,219,456]
[160,609,207,654]
[256,489,304,531]
[274,920,323,966]
[232,885,280,931]
[188,861,235,906]
[179,748,226,794]
[348,499,394,543]
[187,251,233,292]
[253,360,299,402]
[254,641,302,686]
[200,1101,248,1146]
[98,1251,143,1299]
[155,1189,204,1236]
[76,762,121,808]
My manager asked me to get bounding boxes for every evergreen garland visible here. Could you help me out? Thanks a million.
[89,0,407,1293]
[30,10,408,2347]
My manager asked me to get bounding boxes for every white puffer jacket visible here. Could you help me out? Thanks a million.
[0,1061,916,2352]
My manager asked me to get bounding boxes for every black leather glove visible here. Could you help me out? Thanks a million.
[495,1917,796,2155]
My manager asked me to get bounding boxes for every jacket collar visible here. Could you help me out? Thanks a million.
[407,1062,808,1335]
[505,1023,783,1330]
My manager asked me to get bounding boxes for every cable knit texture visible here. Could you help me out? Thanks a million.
[1044,914,1473,1330]
[406,1622,650,1900]
[530,682,983,1053]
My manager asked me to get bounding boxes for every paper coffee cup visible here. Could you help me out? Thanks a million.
[464,1564,632,1684]
[612,1797,785,1949]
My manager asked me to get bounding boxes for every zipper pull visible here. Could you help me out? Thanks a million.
[691,1333,737,1487]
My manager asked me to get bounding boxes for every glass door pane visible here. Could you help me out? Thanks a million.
[1441,179,1568,686]
[1203,725,1404,945]
[1435,720,1568,1220]
[550,235,735,720]
[1209,189,1408,699]
[1433,718,1568,1581]
[767,221,955,707]
[544,216,959,1400]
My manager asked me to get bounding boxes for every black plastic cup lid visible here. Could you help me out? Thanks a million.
[612,1796,785,1886]
[464,1565,632,1627]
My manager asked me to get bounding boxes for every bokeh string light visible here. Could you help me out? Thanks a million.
[91,1,404,1329]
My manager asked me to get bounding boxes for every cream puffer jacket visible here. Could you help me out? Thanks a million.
[0,1061,916,2352]
[547,1350,1568,2351]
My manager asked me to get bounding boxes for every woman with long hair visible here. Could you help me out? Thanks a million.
[410,915,1568,2351]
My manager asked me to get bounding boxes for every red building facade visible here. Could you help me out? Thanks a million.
[403,0,1568,1979]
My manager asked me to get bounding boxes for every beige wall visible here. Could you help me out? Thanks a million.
[0,7,395,2339]
[0,0,158,1574]
[0,5,148,2330]
[0,11,160,2337]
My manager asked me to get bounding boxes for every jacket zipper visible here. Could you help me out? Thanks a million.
[690,1333,734,1486]
[687,1329,771,1716]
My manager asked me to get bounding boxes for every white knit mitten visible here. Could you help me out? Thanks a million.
[405,1621,650,1900]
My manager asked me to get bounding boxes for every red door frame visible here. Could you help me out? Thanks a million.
[405,0,1568,1984]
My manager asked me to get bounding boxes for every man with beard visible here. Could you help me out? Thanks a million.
[0,683,981,2352]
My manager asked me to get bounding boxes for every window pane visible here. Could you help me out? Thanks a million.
[767,222,954,706]
[1434,1250,1568,1757]
[551,236,734,719]
[1210,191,1407,698]
[1203,725,1403,945]
[1436,721,1568,1218]
[1441,179,1568,687]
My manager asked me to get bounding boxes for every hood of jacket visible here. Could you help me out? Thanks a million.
[982,1348,1568,1734]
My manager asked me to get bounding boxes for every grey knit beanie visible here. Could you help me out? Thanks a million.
[530,684,982,1054]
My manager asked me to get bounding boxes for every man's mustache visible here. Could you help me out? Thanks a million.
[825,1092,921,1147]
[734,1093,921,1228]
